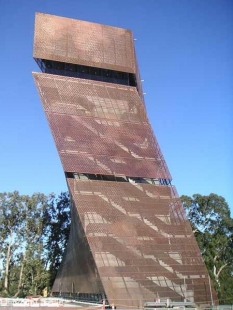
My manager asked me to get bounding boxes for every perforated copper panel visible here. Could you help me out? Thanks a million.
[33,72,170,179]
[52,198,105,295]
[63,179,215,307]
[33,12,217,307]
[33,13,136,73]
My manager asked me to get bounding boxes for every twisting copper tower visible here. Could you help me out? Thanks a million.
[33,13,216,307]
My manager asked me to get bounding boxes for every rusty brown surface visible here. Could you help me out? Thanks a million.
[33,13,217,307]
[32,73,171,179]
[67,178,214,306]
[33,13,136,73]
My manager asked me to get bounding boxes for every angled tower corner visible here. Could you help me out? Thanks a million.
[32,12,217,307]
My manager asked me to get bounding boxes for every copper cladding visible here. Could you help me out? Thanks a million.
[33,13,217,307]
[33,13,136,73]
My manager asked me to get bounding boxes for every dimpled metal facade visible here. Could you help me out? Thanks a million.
[33,13,216,307]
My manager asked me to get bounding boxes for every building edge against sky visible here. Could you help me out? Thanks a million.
[32,12,217,307]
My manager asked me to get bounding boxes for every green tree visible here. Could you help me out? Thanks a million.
[180,193,233,304]
[44,192,71,288]
[13,193,52,297]
[0,191,24,295]
[0,191,70,297]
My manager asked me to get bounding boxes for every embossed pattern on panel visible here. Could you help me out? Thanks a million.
[33,12,217,307]
[66,178,215,306]
[33,73,170,179]
[34,13,136,73]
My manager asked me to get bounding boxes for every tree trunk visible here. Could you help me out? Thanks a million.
[4,232,12,293]
[213,262,228,287]
[14,251,26,297]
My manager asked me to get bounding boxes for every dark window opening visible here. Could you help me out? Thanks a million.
[65,172,172,186]
[52,291,108,304]
[35,58,137,88]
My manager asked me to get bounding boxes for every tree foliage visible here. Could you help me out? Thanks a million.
[1,190,232,304]
[44,192,71,287]
[180,193,233,304]
[0,191,70,297]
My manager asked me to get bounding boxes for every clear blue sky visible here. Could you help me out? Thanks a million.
[1,0,232,213]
